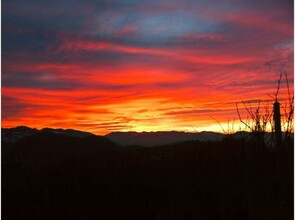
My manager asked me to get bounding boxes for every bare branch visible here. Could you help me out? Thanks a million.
[275,72,283,100]
[267,94,275,100]
[236,103,253,131]
[242,101,255,119]
[210,116,226,134]
[284,71,292,105]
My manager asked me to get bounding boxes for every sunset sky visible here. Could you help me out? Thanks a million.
[2,0,294,135]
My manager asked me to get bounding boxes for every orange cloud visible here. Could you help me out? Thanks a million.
[2,0,293,135]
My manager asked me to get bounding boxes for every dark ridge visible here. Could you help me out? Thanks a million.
[1,126,95,143]
[106,131,225,146]
[41,127,95,137]
[2,134,293,220]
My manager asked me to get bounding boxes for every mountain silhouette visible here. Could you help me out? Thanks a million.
[2,126,293,220]
[2,126,94,143]
[106,131,225,146]
[3,126,287,147]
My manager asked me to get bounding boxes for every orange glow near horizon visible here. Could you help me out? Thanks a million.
[2,82,293,135]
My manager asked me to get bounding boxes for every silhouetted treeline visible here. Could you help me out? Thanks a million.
[2,133,293,220]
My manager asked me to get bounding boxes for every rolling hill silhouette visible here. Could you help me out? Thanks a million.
[2,126,95,143]
[2,126,286,147]
[2,126,293,220]
[106,131,225,146]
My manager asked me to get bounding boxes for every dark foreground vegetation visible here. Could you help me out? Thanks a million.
[2,133,293,220]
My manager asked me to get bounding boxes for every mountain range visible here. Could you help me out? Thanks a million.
[106,131,226,146]
[2,126,94,143]
[1,126,256,146]
[2,128,292,220]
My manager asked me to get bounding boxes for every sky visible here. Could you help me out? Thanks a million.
[2,0,294,135]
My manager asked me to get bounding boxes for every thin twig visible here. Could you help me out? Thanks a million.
[210,116,226,134]
[236,103,253,131]
[275,72,283,100]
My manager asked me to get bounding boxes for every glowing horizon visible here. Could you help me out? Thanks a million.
[2,0,294,135]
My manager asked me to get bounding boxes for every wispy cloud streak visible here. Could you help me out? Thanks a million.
[2,0,293,134]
